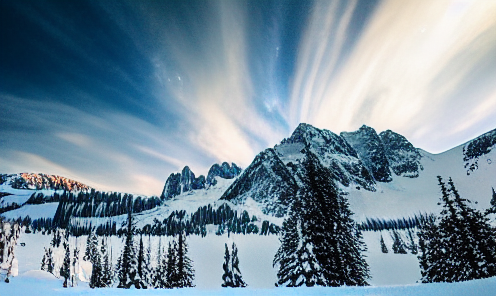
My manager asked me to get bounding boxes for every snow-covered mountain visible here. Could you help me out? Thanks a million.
[1,123,495,226]
[221,123,495,219]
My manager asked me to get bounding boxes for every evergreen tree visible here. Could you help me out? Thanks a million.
[100,238,113,287]
[274,152,369,287]
[84,230,98,262]
[418,176,496,282]
[72,245,79,287]
[41,249,47,271]
[89,239,103,288]
[406,229,418,255]
[273,191,317,287]
[142,235,154,288]
[117,210,140,288]
[152,238,167,288]
[174,231,195,287]
[136,234,148,288]
[221,243,233,287]
[46,247,54,274]
[491,187,496,208]
[60,234,71,287]
[488,187,496,214]
[231,243,247,287]
[165,240,177,288]
[391,230,407,254]
[380,235,388,254]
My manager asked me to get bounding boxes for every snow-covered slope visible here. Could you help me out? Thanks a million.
[221,124,496,219]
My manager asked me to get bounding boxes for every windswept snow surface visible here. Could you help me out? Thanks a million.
[1,273,495,296]
[347,146,496,221]
[1,203,59,220]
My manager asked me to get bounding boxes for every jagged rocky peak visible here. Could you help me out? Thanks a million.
[282,123,358,157]
[463,127,496,174]
[278,123,375,190]
[161,162,242,200]
[161,166,206,200]
[341,125,392,182]
[206,162,242,186]
[379,130,423,177]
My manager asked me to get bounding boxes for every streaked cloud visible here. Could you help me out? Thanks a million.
[1,0,495,196]
[148,1,287,165]
[290,0,496,152]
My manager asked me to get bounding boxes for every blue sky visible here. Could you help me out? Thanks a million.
[1,0,495,195]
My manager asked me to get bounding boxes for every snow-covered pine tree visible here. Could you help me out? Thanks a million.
[488,187,496,214]
[136,234,148,288]
[152,238,167,288]
[100,238,113,287]
[231,242,246,287]
[165,240,176,288]
[41,249,47,271]
[418,176,496,282]
[117,209,140,289]
[391,230,407,254]
[60,233,71,287]
[72,243,79,287]
[89,239,104,288]
[142,235,154,288]
[406,229,417,255]
[221,243,233,287]
[380,235,388,253]
[273,190,315,287]
[84,230,98,262]
[273,152,369,287]
[46,247,54,274]
[175,230,195,288]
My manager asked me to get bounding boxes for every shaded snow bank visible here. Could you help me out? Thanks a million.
[1,274,495,296]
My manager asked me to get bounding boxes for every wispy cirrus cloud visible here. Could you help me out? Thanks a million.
[290,0,496,152]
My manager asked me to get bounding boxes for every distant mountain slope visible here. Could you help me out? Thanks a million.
[0,173,92,192]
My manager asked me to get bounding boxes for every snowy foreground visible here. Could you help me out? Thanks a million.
[2,272,495,296]
[3,231,496,296]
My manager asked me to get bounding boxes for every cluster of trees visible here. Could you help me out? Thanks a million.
[380,229,418,255]
[53,190,161,228]
[358,214,434,232]
[273,153,370,287]
[0,200,21,215]
[85,210,195,289]
[41,229,75,287]
[222,242,246,287]
[418,176,496,282]
[140,205,280,237]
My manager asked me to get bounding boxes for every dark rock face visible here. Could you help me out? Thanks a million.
[206,162,242,186]
[161,166,206,200]
[161,163,242,200]
[341,125,392,183]
[281,123,375,190]
[221,149,298,217]
[379,130,423,177]
[161,173,183,200]
[463,128,496,174]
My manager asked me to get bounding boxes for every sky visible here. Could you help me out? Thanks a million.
[1,0,495,196]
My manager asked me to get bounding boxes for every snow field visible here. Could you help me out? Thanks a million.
[2,272,495,296]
